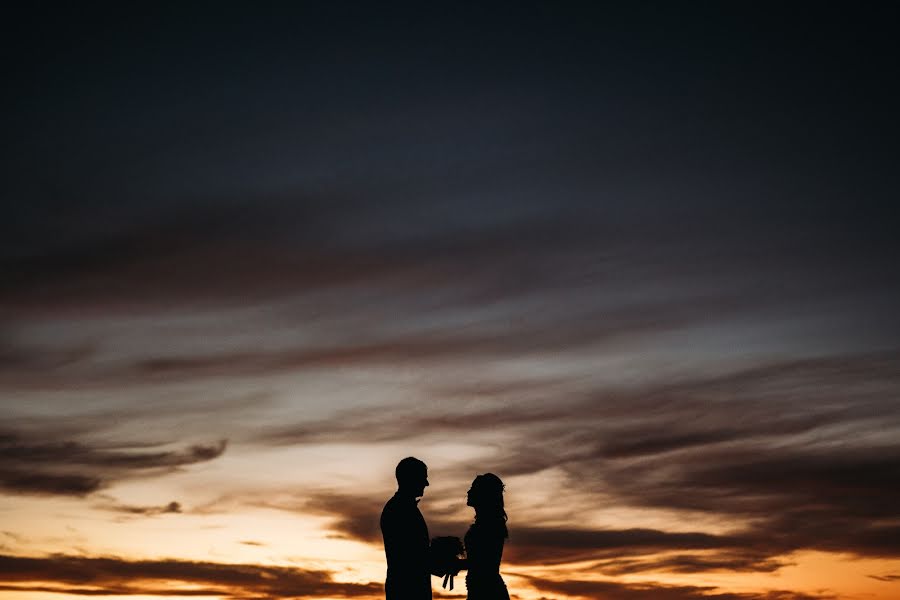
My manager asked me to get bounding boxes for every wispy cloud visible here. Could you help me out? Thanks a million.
[0,430,227,497]
[92,496,183,517]
[519,574,835,600]
[0,553,381,598]
[244,351,900,568]
[584,552,790,576]
[868,573,900,582]
[196,488,783,574]
[505,526,749,566]
[6,194,896,395]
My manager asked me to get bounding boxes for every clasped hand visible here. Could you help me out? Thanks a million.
[429,536,465,591]
[441,558,462,590]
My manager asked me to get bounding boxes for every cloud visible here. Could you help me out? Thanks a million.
[557,357,900,562]
[218,488,783,575]
[594,439,900,559]
[258,350,900,447]
[195,487,470,549]
[584,552,790,576]
[3,8,898,600]
[259,402,564,447]
[93,497,183,517]
[0,287,756,391]
[519,575,834,600]
[245,351,900,568]
[2,198,898,586]
[299,492,385,544]
[0,430,227,497]
[505,527,747,566]
[0,433,227,470]
[0,552,381,598]
[0,470,102,496]
[9,194,893,394]
[0,207,605,316]
[867,573,900,582]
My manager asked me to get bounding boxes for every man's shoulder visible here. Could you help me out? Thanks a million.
[381,494,402,521]
[381,493,418,524]
[382,493,398,510]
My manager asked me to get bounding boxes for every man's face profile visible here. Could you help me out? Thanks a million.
[411,467,428,498]
[396,457,429,498]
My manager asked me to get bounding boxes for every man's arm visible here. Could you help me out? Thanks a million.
[381,502,426,572]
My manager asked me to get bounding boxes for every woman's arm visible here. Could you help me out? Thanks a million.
[467,529,504,574]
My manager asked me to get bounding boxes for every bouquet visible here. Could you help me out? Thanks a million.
[429,536,465,590]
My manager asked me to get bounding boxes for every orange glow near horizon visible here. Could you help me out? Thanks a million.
[3,430,900,600]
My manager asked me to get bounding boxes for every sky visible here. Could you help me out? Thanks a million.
[2,2,900,599]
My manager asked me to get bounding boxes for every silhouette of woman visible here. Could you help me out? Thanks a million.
[458,473,510,600]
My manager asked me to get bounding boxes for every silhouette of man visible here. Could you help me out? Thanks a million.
[381,457,431,600]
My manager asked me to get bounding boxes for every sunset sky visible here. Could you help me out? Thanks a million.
[2,3,900,600]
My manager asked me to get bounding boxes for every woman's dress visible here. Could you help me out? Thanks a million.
[464,521,510,600]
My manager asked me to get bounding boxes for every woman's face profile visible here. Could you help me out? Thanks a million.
[466,479,479,507]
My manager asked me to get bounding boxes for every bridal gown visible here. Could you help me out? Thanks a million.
[464,521,510,600]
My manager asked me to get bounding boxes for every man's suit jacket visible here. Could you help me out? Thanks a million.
[380,492,431,600]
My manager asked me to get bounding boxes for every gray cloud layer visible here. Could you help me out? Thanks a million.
[0,553,380,599]
[0,432,226,496]
[247,352,900,570]
[518,574,834,600]
[0,552,832,600]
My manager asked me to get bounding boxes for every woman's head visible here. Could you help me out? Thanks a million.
[467,473,508,536]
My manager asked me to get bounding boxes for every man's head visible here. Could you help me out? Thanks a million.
[395,457,429,498]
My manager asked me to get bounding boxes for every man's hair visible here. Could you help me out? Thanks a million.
[395,456,427,485]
